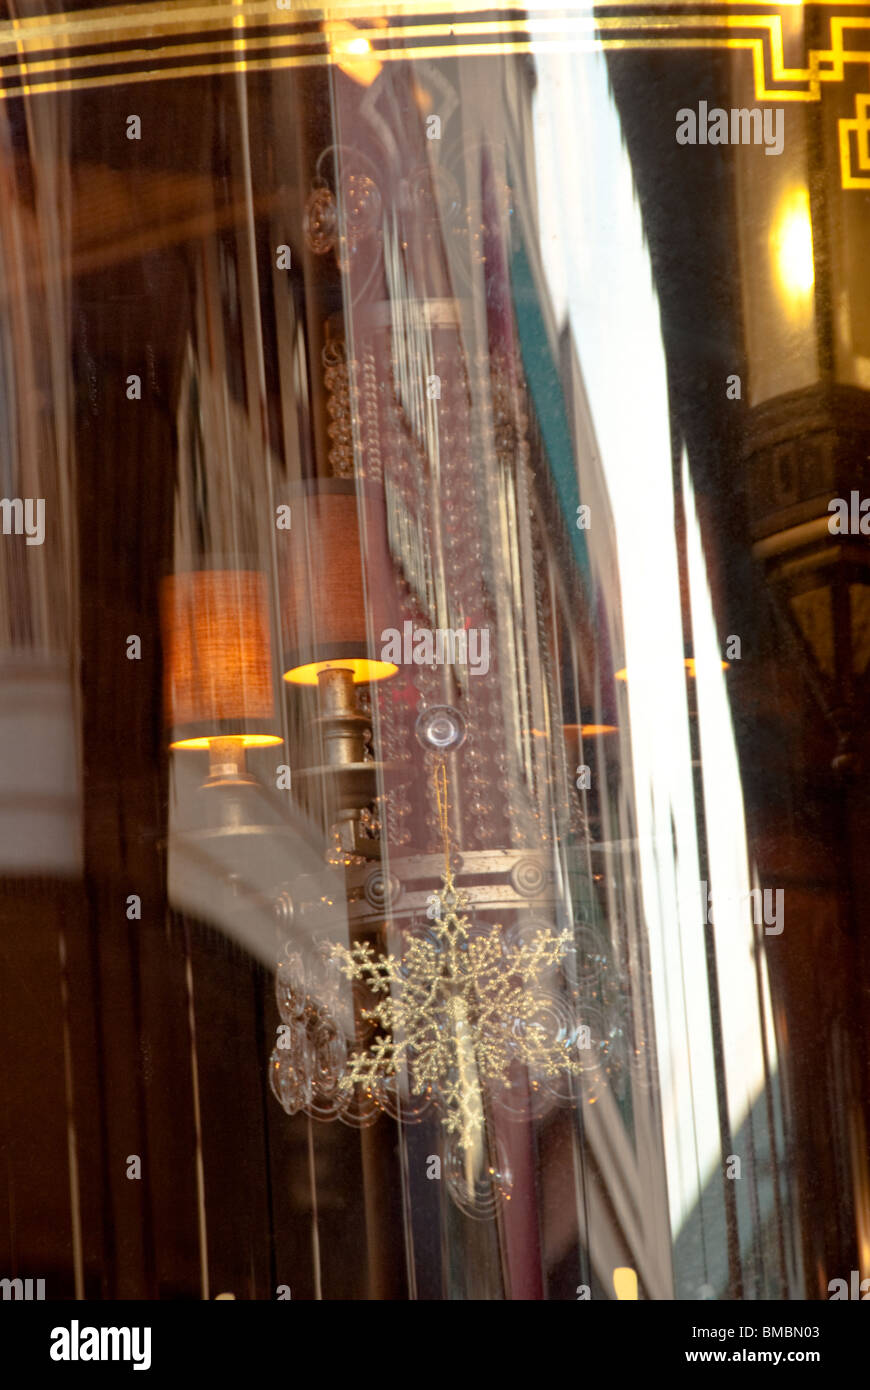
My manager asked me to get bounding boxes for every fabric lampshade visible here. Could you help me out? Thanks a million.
[280,479,397,684]
[161,568,281,748]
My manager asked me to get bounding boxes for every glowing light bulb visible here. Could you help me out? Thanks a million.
[613,1267,639,1300]
[772,189,814,300]
[327,21,382,85]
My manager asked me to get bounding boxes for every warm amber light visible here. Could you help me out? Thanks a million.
[683,657,730,678]
[613,1267,639,1300]
[170,733,282,751]
[615,658,729,681]
[772,188,814,300]
[327,21,382,86]
[564,721,619,740]
[283,657,397,686]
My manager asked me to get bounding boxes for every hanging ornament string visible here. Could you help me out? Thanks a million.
[434,756,452,887]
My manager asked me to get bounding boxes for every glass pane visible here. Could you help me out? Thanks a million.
[0,0,866,1307]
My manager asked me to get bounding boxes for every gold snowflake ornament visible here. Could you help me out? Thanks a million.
[332,870,584,1150]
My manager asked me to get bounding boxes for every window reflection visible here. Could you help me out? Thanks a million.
[0,1,867,1303]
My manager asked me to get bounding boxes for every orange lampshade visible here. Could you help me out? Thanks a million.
[280,480,397,684]
[161,569,282,749]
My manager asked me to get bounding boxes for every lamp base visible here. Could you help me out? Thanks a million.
[292,666,392,857]
[201,736,258,790]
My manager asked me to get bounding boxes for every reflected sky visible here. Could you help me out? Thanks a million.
[531,43,775,1244]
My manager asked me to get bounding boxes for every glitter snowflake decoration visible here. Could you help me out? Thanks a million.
[332,871,586,1149]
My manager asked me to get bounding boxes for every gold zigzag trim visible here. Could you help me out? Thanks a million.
[3,2,870,186]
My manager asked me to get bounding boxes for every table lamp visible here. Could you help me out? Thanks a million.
[280,479,397,854]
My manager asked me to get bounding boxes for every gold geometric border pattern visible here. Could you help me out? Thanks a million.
[4,1,870,186]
